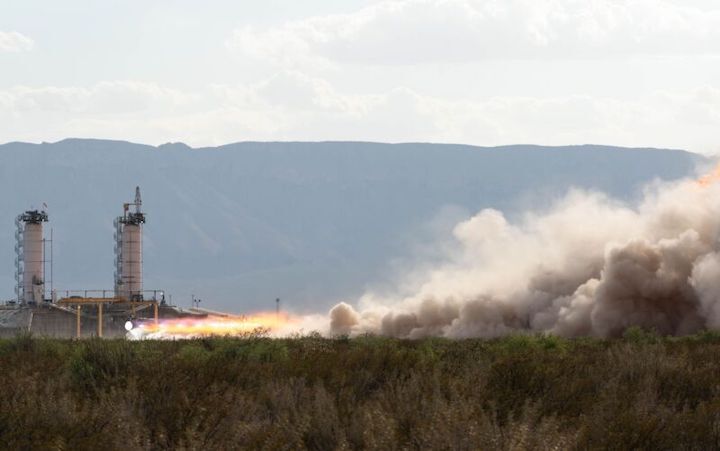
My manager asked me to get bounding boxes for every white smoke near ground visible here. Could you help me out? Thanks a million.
[328,167,720,338]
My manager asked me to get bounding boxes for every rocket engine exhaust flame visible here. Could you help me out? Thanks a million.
[326,162,720,339]
[129,163,720,340]
[697,164,720,187]
[129,312,297,339]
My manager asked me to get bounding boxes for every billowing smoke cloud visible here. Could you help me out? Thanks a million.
[329,168,720,338]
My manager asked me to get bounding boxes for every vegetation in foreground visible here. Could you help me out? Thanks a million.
[2,329,720,450]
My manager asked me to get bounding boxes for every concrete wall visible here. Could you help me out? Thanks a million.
[29,307,128,338]
[0,308,31,338]
[0,304,203,338]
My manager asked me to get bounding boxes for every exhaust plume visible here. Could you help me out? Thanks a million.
[128,312,285,339]
[127,311,329,339]
[329,164,720,338]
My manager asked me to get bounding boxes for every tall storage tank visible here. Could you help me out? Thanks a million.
[115,187,145,300]
[16,210,49,304]
[119,221,142,299]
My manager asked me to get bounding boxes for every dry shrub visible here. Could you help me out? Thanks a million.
[2,332,720,449]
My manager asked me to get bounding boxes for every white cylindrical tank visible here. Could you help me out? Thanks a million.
[119,223,142,299]
[22,222,44,304]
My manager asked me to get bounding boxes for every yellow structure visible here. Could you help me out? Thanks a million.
[57,296,159,338]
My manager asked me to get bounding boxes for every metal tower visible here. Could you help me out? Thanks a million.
[114,187,146,301]
[15,209,49,304]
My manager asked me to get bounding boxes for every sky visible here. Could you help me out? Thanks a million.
[2,0,720,153]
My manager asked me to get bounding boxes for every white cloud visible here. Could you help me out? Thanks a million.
[227,0,720,65]
[4,81,195,114]
[2,75,720,153]
[0,31,34,53]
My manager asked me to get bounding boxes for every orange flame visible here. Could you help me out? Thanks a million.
[137,312,295,338]
[697,164,720,187]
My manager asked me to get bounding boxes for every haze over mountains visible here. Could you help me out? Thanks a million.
[0,139,704,313]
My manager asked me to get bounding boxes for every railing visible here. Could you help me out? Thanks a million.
[52,289,165,303]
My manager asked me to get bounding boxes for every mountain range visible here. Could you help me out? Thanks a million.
[0,139,704,313]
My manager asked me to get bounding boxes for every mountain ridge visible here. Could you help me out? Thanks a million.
[1,138,695,156]
[0,139,706,313]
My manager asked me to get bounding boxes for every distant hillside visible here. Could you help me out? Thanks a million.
[0,140,704,313]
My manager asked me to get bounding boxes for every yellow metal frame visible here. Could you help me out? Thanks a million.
[57,297,122,305]
[59,297,159,338]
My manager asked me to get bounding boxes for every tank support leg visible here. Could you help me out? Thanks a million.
[98,303,103,338]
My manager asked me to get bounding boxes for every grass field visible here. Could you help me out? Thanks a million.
[2,329,720,450]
